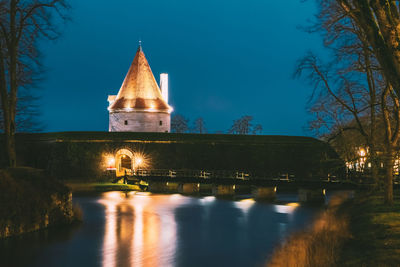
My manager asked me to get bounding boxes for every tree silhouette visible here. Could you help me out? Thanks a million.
[171,114,189,133]
[192,117,207,134]
[0,0,69,167]
[229,115,262,135]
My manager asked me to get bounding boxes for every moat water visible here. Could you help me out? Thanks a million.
[0,192,323,267]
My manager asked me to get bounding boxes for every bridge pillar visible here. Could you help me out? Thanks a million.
[148,181,168,193]
[199,183,212,195]
[178,183,200,195]
[252,186,276,201]
[212,185,235,197]
[234,185,252,195]
[165,182,179,193]
[298,188,325,203]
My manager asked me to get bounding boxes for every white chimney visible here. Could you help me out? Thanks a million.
[160,73,168,104]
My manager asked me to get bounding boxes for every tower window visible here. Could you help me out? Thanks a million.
[159,120,163,126]
[124,120,128,125]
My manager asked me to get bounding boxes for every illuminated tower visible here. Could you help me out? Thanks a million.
[107,44,173,132]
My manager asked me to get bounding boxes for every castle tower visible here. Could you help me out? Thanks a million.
[107,45,173,132]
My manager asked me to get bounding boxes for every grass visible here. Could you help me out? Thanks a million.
[267,192,400,267]
[268,193,351,267]
[337,194,400,266]
[65,182,140,192]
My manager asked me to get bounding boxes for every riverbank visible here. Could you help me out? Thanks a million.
[337,194,400,266]
[267,192,400,266]
[65,182,140,192]
[0,167,77,238]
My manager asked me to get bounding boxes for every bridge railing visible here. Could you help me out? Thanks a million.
[134,169,308,181]
[132,169,356,184]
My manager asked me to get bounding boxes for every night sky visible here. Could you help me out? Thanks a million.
[39,0,326,135]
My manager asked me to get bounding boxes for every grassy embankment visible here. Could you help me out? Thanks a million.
[338,194,400,266]
[65,181,140,192]
[268,192,400,267]
[0,167,79,238]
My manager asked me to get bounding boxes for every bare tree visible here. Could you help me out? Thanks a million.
[229,115,253,135]
[302,0,400,204]
[252,124,262,134]
[171,114,189,133]
[0,88,43,132]
[192,117,207,134]
[0,0,69,167]
[296,52,382,180]
[229,115,262,135]
[331,0,400,100]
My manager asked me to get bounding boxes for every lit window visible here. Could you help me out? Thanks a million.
[159,120,162,126]
[124,120,128,125]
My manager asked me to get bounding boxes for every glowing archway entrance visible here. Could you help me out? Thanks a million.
[115,148,134,177]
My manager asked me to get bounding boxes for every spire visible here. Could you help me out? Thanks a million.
[138,40,142,52]
[108,45,171,113]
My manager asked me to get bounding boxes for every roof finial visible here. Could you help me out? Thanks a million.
[138,39,142,51]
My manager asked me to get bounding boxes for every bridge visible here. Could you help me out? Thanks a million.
[116,169,359,203]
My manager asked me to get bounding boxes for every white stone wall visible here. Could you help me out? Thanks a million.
[109,111,171,132]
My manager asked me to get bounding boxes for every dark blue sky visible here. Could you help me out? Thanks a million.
[39,0,325,135]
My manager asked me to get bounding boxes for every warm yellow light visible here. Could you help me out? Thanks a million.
[103,153,116,170]
[239,198,255,203]
[287,202,300,207]
[274,186,277,192]
[136,157,143,165]
[233,185,236,190]
[323,189,326,195]
[108,157,115,167]
[359,148,366,157]
[132,151,150,170]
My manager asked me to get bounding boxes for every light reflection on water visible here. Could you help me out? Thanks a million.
[0,191,320,267]
[99,192,184,267]
[96,192,305,267]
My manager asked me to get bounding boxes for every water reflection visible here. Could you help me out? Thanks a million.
[0,192,320,267]
[98,192,183,267]
[96,192,311,267]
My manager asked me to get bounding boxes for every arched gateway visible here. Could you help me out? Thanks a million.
[115,148,134,177]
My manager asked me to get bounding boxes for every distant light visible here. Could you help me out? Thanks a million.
[286,202,300,207]
[274,186,277,192]
[359,148,366,157]
[323,189,326,195]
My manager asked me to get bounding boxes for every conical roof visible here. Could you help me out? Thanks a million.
[108,45,171,112]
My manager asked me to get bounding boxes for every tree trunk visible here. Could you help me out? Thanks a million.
[3,114,16,167]
[384,147,394,205]
[369,146,380,187]
[4,0,18,167]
